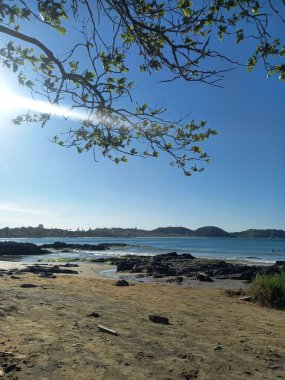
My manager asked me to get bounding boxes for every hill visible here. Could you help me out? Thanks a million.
[0,226,284,238]
[193,226,230,237]
[232,229,285,238]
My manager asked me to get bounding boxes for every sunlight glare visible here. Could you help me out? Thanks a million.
[0,78,89,121]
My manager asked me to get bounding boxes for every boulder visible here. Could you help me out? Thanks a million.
[196,273,213,282]
[149,314,170,324]
[114,279,129,286]
[167,276,184,284]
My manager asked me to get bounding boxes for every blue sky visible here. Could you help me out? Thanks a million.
[0,8,284,232]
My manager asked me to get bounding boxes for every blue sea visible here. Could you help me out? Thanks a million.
[1,236,285,265]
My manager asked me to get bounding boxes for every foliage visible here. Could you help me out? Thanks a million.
[0,0,284,175]
[250,272,285,308]
[1,225,285,238]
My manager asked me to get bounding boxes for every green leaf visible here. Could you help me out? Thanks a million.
[55,26,66,35]
[182,8,190,17]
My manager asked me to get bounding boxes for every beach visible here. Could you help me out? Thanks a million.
[0,261,284,379]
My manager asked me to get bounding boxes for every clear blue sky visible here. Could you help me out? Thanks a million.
[0,9,284,232]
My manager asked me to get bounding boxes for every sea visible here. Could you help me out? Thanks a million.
[1,236,285,265]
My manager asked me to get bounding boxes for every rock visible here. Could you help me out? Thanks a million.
[179,253,196,260]
[196,273,213,282]
[20,284,38,288]
[114,280,129,286]
[150,264,177,276]
[116,260,137,272]
[0,241,50,256]
[39,273,57,279]
[20,265,78,276]
[101,254,281,283]
[60,263,79,267]
[149,314,170,324]
[3,363,20,373]
[40,242,130,251]
[167,276,184,284]
[87,312,100,318]
[154,252,178,259]
[153,273,165,278]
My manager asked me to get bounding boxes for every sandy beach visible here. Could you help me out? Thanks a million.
[0,261,284,380]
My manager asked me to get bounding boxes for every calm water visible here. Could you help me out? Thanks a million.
[1,236,285,264]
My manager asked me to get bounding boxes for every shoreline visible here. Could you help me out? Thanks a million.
[1,238,284,266]
[0,257,268,291]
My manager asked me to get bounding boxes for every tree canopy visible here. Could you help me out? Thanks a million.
[0,0,284,175]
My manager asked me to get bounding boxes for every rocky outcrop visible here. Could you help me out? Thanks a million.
[20,264,78,276]
[0,242,50,256]
[40,242,130,251]
[93,252,285,282]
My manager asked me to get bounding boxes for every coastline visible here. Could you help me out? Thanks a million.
[1,236,284,265]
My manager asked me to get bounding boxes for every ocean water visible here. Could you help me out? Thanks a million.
[1,236,285,264]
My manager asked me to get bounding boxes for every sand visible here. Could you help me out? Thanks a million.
[0,262,284,379]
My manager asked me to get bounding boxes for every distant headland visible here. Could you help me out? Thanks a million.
[0,225,284,238]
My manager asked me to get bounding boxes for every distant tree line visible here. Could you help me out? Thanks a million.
[0,226,284,238]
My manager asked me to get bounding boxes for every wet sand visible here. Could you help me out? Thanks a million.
[0,262,284,379]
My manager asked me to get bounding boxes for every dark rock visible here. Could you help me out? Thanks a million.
[20,283,38,288]
[114,279,130,286]
[196,273,213,282]
[167,276,184,284]
[179,253,196,260]
[154,252,178,259]
[40,242,130,251]
[98,253,283,283]
[4,363,19,373]
[149,264,177,276]
[20,265,78,276]
[116,260,137,272]
[90,258,105,263]
[39,273,57,278]
[87,312,100,318]
[153,273,165,278]
[0,241,50,256]
[60,263,79,268]
[149,314,170,324]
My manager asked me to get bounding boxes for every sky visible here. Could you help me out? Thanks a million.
[0,4,284,232]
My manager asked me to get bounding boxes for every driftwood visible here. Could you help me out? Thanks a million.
[97,325,118,335]
[239,296,252,302]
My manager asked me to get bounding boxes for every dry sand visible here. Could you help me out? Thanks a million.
[0,263,284,380]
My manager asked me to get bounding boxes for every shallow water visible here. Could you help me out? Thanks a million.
[1,236,285,264]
